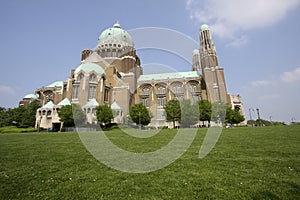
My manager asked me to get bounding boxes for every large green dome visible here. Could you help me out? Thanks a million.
[98,22,134,47]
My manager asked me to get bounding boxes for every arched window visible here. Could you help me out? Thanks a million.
[157,87,166,95]
[78,73,84,81]
[189,85,197,93]
[142,88,150,96]
[173,85,182,94]
[47,110,51,116]
[89,74,96,82]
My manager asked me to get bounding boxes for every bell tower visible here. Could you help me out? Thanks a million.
[199,24,228,103]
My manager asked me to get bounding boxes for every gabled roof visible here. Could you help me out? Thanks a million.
[24,93,38,99]
[84,51,103,63]
[84,98,99,108]
[74,62,105,75]
[46,81,63,88]
[111,102,121,110]
[42,101,55,109]
[138,71,202,82]
[57,98,71,106]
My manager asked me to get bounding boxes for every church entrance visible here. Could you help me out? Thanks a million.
[52,123,61,132]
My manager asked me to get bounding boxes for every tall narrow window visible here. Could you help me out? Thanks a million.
[106,49,111,57]
[157,97,166,106]
[112,49,117,57]
[141,98,149,107]
[88,85,97,99]
[73,85,79,99]
[104,87,109,102]
[78,73,84,81]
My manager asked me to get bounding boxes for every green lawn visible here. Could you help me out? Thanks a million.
[0,126,299,199]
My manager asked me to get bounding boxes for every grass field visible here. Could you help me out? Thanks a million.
[0,125,299,199]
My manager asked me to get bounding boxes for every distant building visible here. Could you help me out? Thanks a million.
[20,22,245,130]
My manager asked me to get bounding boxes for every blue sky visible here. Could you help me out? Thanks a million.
[0,0,300,123]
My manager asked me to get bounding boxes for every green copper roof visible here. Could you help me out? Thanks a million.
[111,102,121,110]
[42,101,55,109]
[57,98,71,106]
[84,98,99,107]
[201,24,209,31]
[75,62,105,75]
[192,49,199,55]
[24,93,38,99]
[98,22,134,46]
[47,81,63,88]
[138,71,202,82]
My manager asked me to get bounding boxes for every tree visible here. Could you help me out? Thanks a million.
[198,100,212,126]
[164,99,181,128]
[0,101,40,128]
[0,107,7,127]
[181,100,199,128]
[129,103,151,127]
[96,104,114,127]
[21,100,41,127]
[226,107,245,125]
[58,104,86,127]
[211,101,227,125]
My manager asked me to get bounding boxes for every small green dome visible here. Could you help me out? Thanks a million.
[192,49,199,55]
[98,22,134,47]
[200,24,209,31]
[75,62,105,75]
[24,94,38,99]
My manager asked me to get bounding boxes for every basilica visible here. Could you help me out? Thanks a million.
[19,22,245,130]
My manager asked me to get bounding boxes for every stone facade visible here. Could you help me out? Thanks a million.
[18,22,245,130]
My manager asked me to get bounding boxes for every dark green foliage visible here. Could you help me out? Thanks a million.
[180,100,199,128]
[96,104,114,126]
[0,101,40,128]
[129,103,151,126]
[247,119,256,126]
[164,99,181,128]
[21,100,41,127]
[226,107,245,125]
[58,104,86,127]
[198,100,212,125]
